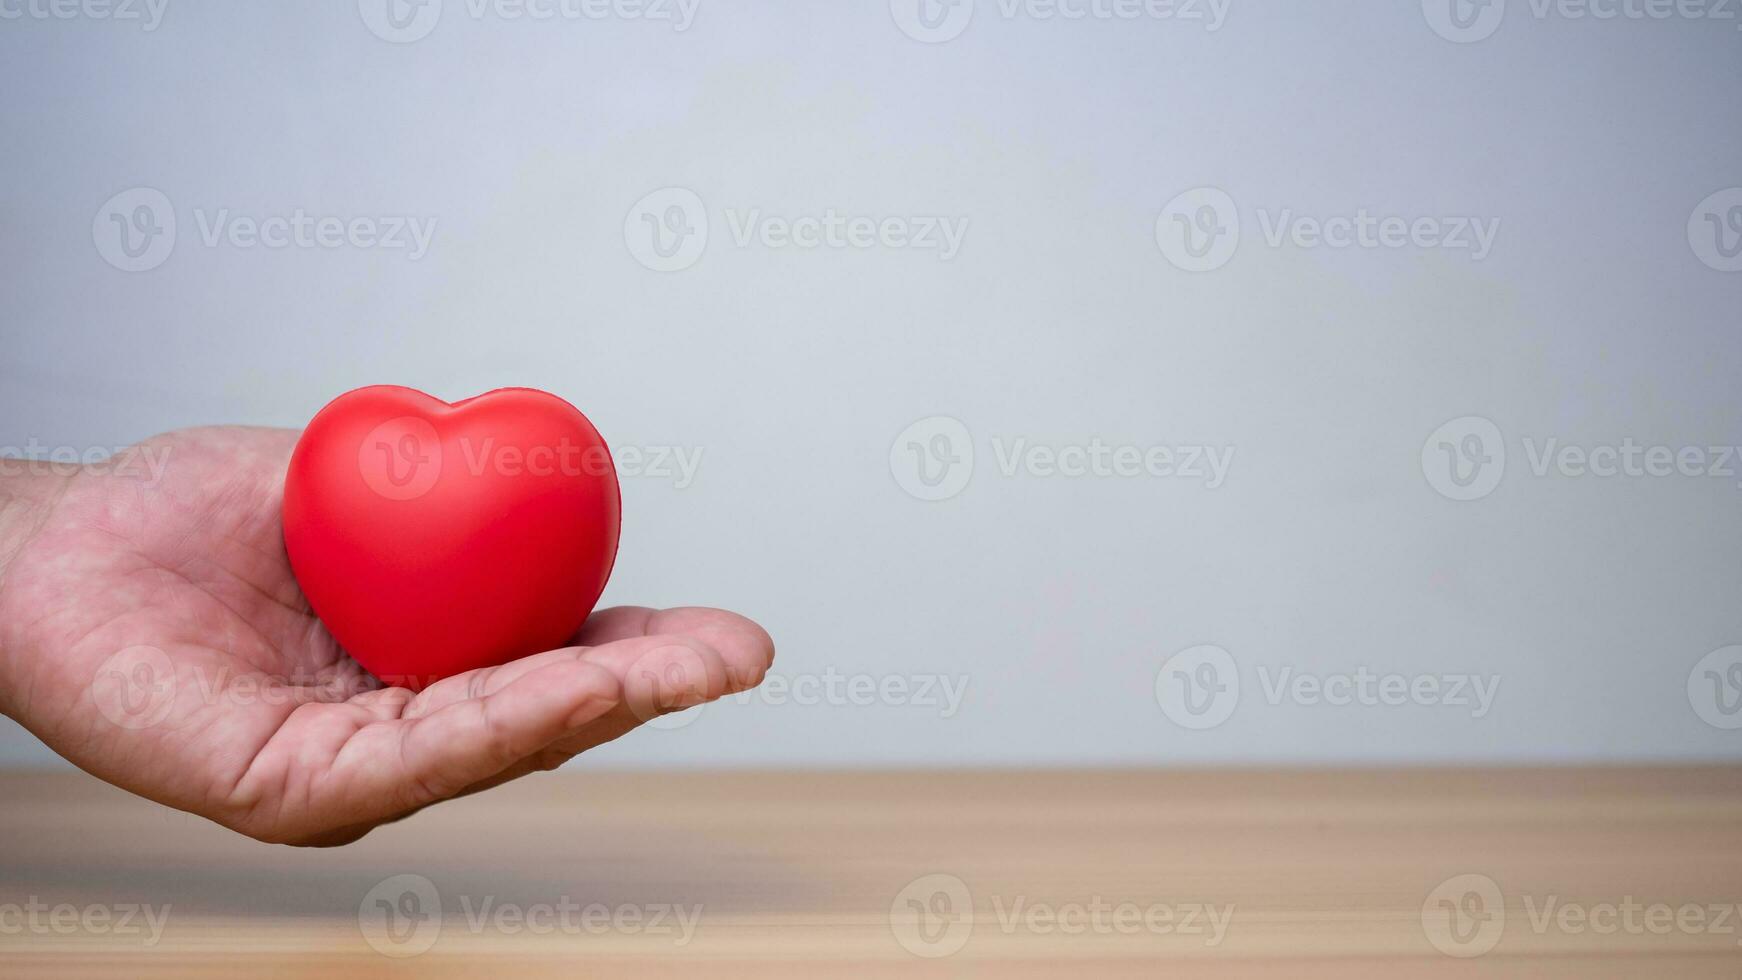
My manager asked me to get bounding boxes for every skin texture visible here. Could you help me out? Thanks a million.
[0,427,773,846]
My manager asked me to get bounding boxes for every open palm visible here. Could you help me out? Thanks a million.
[0,427,772,846]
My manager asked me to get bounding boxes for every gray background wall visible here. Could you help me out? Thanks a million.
[2,0,1739,767]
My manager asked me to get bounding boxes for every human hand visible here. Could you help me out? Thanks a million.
[0,427,772,846]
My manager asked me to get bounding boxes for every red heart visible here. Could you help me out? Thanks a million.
[283,385,621,690]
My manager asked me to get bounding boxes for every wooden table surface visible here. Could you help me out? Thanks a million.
[1,767,1740,977]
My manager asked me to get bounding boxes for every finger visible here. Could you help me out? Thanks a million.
[525,623,776,763]
[403,608,771,720]
[398,646,593,720]
[317,612,775,819]
[345,656,621,817]
[569,605,659,645]
[452,624,776,795]
[383,635,726,800]
[576,606,775,691]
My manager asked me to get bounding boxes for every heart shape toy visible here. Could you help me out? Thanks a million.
[283,385,621,690]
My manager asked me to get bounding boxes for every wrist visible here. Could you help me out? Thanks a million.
[0,462,73,717]
[0,465,68,576]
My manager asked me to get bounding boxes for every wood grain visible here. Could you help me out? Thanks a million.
[2,768,1740,977]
